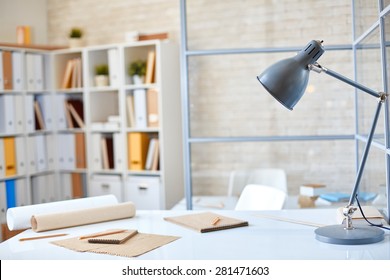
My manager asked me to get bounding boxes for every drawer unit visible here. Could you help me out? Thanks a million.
[125,176,161,210]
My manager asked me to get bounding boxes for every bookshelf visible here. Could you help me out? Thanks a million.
[0,40,183,241]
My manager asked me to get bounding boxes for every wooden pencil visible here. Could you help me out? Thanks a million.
[78,229,127,240]
[19,233,68,241]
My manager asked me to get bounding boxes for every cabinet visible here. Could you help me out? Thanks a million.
[0,41,183,240]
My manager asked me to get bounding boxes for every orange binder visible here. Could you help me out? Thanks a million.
[3,137,17,176]
[71,173,84,199]
[128,132,149,170]
[75,133,86,169]
[2,51,13,90]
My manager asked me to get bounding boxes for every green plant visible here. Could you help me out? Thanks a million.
[128,60,146,76]
[95,64,109,75]
[69,27,83,38]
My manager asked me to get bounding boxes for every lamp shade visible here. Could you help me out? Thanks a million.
[257,40,325,110]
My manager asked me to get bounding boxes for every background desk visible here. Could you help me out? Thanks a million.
[0,209,389,260]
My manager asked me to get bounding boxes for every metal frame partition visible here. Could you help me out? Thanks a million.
[180,0,390,222]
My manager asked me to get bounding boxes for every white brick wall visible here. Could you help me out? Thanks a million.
[47,0,385,197]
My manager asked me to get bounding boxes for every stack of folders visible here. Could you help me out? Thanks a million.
[298,183,326,208]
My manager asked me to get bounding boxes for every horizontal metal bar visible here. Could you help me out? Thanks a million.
[355,134,387,151]
[184,44,352,57]
[188,135,355,143]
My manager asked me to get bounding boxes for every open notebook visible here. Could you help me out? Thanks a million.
[164,212,249,233]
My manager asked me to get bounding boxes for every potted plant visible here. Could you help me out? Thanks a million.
[94,64,109,87]
[128,59,146,84]
[69,27,83,48]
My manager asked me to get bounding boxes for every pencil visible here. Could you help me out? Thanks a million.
[211,217,221,225]
[19,233,68,241]
[79,229,127,240]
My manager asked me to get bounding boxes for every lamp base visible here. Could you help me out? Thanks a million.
[315,224,384,245]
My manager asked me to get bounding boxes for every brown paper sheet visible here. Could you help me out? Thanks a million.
[52,230,179,258]
[31,202,136,232]
[164,212,249,233]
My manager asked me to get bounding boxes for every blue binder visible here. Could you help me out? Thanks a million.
[5,179,16,208]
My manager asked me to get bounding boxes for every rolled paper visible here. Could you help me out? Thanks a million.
[7,195,118,231]
[31,202,136,232]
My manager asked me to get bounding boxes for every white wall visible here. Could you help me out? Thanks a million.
[0,0,47,44]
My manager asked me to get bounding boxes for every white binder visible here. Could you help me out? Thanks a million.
[34,134,47,171]
[0,95,15,134]
[15,179,30,207]
[59,173,72,200]
[12,51,23,91]
[14,95,24,133]
[27,136,37,173]
[26,53,35,91]
[133,89,147,128]
[45,134,56,170]
[57,133,75,170]
[24,95,35,133]
[55,94,68,130]
[113,132,125,171]
[34,54,44,91]
[0,182,6,224]
[66,134,76,170]
[15,137,26,176]
[31,175,46,204]
[91,133,102,170]
[108,48,119,87]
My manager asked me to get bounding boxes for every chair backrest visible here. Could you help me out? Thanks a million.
[234,184,287,210]
[227,168,287,197]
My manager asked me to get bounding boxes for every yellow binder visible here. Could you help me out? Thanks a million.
[3,137,17,176]
[128,132,149,170]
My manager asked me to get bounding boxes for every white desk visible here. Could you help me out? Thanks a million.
[0,209,389,260]
[171,195,342,210]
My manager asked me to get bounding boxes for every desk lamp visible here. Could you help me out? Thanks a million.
[257,40,386,245]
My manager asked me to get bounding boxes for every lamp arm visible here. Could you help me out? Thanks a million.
[309,62,388,228]
[309,63,381,99]
[348,98,383,206]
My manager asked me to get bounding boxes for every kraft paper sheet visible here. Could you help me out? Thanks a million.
[164,212,249,233]
[52,229,179,258]
[7,195,118,231]
[31,202,136,232]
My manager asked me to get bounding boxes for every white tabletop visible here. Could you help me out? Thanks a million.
[0,208,389,260]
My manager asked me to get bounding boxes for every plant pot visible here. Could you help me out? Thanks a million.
[69,38,83,48]
[95,75,109,87]
[132,75,145,85]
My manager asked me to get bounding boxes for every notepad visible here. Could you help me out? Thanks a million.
[164,212,249,233]
[88,230,138,244]
[336,206,384,224]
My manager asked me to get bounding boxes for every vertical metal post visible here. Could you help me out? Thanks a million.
[180,0,193,209]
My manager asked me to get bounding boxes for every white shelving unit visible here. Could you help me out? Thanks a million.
[0,40,183,240]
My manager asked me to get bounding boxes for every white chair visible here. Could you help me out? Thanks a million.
[227,168,287,197]
[234,184,287,210]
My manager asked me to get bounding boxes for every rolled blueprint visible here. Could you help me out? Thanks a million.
[7,195,118,231]
[31,201,136,232]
